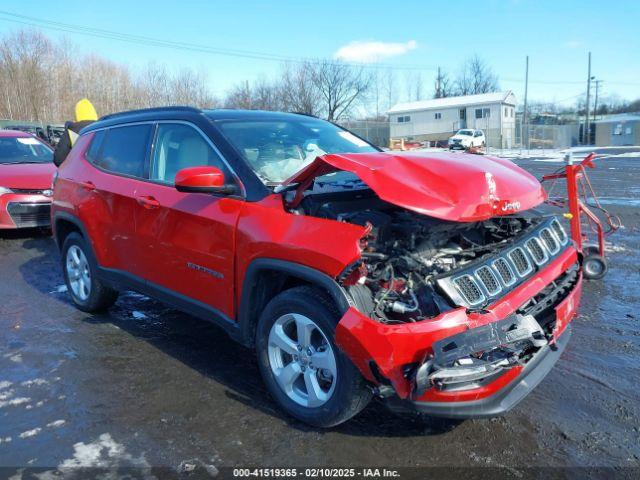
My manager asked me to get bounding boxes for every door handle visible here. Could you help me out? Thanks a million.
[79,180,95,191]
[136,195,160,209]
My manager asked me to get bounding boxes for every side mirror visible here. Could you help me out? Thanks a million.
[174,166,236,195]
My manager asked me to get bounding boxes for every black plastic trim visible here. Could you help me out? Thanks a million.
[98,267,241,340]
[52,212,90,249]
[238,258,354,346]
[386,325,572,419]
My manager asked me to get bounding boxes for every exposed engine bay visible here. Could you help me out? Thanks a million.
[291,186,569,327]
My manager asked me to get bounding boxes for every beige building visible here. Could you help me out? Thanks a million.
[595,114,640,147]
[388,91,517,148]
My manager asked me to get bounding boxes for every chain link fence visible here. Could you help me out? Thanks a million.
[338,118,584,153]
[337,119,390,148]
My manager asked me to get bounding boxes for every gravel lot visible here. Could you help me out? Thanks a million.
[1,154,639,478]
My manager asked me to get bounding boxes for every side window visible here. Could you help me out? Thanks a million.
[93,124,152,178]
[85,130,105,163]
[475,108,482,119]
[150,123,229,184]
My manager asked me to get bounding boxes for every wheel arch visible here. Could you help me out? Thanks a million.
[238,258,354,347]
[53,212,89,251]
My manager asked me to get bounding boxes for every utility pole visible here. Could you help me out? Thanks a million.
[593,79,602,124]
[522,55,529,151]
[585,52,592,145]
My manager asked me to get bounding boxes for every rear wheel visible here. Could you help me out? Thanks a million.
[256,286,372,427]
[62,232,118,312]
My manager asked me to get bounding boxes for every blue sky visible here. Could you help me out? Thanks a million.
[2,0,638,108]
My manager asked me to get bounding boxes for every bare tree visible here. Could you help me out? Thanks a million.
[224,81,253,109]
[0,29,220,122]
[309,60,372,121]
[403,71,423,102]
[279,62,320,115]
[382,69,398,113]
[455,55,499,95]
[433,67,452,98]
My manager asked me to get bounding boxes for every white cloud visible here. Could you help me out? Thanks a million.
[564,40,582,49]
[334,40,418,63]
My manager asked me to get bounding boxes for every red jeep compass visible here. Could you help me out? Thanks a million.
[52,107,582,427]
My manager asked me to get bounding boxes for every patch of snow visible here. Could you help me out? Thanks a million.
[605,151,640,159]
[123,291,149,300]
[0,381,12,390]
[131,311,148,320]
[50,285,68,294]
[0,397,30,408]
[21,378,48,387]
[19,427,42,439]
[58,433,149,470]
[46,419,66,428]
[605,243,627,253]
[9,354,22,363]
[0,389,14,401]
[0,436,11,444]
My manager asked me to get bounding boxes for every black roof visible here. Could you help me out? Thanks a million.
[204,109,317,122]
[84,106,317,134]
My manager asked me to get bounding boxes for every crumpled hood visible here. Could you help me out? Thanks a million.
[0,162,57,190]
[284,151,546,222]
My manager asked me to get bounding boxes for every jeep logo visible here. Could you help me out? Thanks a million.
[501,201,521,212]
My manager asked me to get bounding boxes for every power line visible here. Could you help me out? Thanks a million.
[0,10,438,71]
[0,10,638,87]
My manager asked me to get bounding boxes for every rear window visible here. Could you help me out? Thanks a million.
[91,125,152,178]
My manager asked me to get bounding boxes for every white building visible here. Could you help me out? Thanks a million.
[388,91,517,148]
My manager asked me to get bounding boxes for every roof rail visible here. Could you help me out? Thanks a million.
[289,111,319,118]
[99,106,201,121]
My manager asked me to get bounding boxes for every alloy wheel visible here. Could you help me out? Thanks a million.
[267,313,337,408]
[66,245,91,301]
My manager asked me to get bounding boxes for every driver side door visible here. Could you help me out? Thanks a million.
[133,122,244,320]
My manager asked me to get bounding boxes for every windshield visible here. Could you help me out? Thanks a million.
[0,136,53,164]
[457,130,473,136]
[216,117,378,183]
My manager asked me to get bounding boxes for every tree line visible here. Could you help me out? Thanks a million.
[10,28,638,125]
[0,30,216,123]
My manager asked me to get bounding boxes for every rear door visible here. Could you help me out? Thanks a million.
[83,124,153,272]
[133,122,244,320]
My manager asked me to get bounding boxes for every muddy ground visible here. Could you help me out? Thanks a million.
[0,154,639,477]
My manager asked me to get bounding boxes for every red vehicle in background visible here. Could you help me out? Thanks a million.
[0,130,55,229]
[51,107,583,427]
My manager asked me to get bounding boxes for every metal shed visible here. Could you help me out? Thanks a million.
[594,113,640,146]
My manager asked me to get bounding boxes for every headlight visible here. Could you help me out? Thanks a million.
[0,186,13,195]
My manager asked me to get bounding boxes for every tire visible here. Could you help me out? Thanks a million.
[61,232,118,312]
[583,253,608,280]
[256,286,372,427]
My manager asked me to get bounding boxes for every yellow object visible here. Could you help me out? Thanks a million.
[74,98,98,122]
[563,213,573,219]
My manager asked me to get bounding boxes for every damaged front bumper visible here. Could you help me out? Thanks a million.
[389,325,571,418]
[335,246,582,418]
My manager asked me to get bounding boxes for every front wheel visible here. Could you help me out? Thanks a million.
[256,286,372,427]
